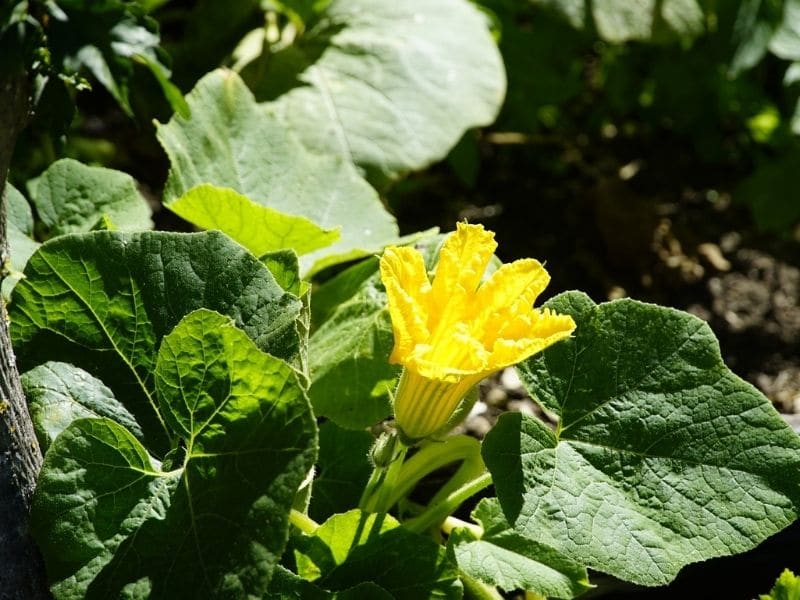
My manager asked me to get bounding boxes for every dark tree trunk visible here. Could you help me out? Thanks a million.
[0,69,50,600]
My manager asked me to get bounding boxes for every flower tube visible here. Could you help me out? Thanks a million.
[380,223,576,441]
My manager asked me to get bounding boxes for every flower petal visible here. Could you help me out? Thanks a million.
[488,311,576,370]
[430,223,497,310]
[380,246,431,364]
[476,258,550,319]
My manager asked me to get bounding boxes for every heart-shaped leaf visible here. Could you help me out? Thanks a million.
[483,291,800,586]
[11,230,302,454]
[32,310,317,598]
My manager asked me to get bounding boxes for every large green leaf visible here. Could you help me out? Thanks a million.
[167,183,339,258]
[10,230,302,454]
[483,291,800,586]
[156,69,398,275]
[450,499,591,598]
[247,0,505,181]
[28,158,153,236]
[32,309,317,598]
[21,361,143,452]
[293,509,462,598]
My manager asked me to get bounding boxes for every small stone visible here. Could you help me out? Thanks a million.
[507,399,537,417]
[484,387,507,407]
[467,415,492,438]
[500,368,523,393]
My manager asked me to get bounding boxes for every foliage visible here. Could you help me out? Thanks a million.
[4,0,800,598]
[761,569,800,600]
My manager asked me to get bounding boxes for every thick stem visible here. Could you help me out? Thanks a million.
[404,472,492,535]
[289,509,319,535]
[384,435,480,510]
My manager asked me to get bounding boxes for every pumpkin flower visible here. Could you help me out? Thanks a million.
[380,223,576,441]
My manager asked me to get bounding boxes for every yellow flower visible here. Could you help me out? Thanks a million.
[380,223,576,441]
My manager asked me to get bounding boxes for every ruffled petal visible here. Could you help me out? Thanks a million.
[380,246,431,364]
[487,311,576,370]
[430,223,497,312]
[476,258,549,321]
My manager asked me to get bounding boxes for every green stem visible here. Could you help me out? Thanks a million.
[460,571,504,600]
[359,444,408,513]
[405,471,492,534]
[384,435,481,510]
[442,515,483,538]
[289,509,319,535]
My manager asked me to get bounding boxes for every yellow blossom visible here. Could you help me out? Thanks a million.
[380,223,576,440]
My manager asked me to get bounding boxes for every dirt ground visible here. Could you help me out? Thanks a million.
[389,136,800,422]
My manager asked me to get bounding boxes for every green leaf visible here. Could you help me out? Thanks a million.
[21,361,143,452]
[267,566,393,600]
[27,158,152,236]
[32,418,181,599]
[311,256,381,326]
[32,309,317,598]
[11,230,302,454]
[294,509,462,598]
[736,153,800,232]
[484,291,800,586]
[761,569,800,600]
[4,182,40,296]
[46,0,177,115]
[451,498,591,598]
[769,0,800,61]
[587,0,704,42]
[247,0,505,182]
[308,265,397,429]
[262,249,304,296]
[167,183,340,258]
[309,422,374,523]
[156,69,399,276]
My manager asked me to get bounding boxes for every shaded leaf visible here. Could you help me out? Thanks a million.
[294,509,462,599]
[484,291,800,586]
[46,0,178,115]
[3,182,40,296]
[308,263,397,429]
[21,361,143,452]
[309,421,374,523]
[267,566,393,599]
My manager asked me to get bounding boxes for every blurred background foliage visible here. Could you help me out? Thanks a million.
[4,0,800,410]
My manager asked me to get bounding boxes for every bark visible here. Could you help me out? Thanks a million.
[0,67,50,600]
